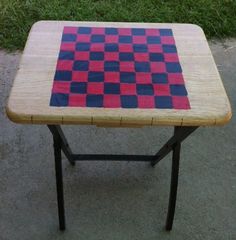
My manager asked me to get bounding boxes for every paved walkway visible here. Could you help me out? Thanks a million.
[0,40,236,240]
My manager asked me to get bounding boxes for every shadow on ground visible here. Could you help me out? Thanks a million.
[0,40,236,240]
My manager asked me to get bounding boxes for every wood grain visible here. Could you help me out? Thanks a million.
[6,21,232,127]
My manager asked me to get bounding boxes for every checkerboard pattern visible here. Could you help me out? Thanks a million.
[50,26,190,109]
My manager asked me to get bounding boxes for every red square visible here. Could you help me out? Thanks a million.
[153,84,170,96]
[134,53,149,62]
[136,73,152,84]
[104,72,120,83]
[118,28,132,35]
[104,52,119,61]
[146,29,160,36]
[148,44,162,53]
[89,61,104,71]
[91,27,105,34]
[105,35,119,43]
[77,34,90,42]
[52,81,70,94]
[60,42,76,51]
[120,83,136,95]
[120,62,135,72]
[64,26,78,34]
[168,73,184,84]
[138,96,155,108]
[150,62,166,73]
[90,43,104,52]
[172,96,190,109]
[119,44,133,52]
[87,82,104,94]
[72,71,88,82]
[161,36,175,45]
[68,94,86,107]
[164,53,179,62]
[74,51,89,60]
[103,95,121,108]
[132,36,146,44]
[56,60,73,71]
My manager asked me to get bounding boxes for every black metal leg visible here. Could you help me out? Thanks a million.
[151,126,198,167]
[48,125,75,166]
[165,141,181,231]
[47,125,198,231]
[53,134,66,231]
[151,126,198,231]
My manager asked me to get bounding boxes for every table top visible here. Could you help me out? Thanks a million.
[6,21,232,127]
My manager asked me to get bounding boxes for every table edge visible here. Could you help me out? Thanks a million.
[6,102,232,127]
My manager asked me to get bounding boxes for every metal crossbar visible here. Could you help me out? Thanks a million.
[72,154,154,161]
[47,125,198,231]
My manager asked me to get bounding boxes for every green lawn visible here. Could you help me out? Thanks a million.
[0,0,236,50]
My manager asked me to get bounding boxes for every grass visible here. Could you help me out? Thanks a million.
[0,0,236,50]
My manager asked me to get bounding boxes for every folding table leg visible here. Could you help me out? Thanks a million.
[47,125,198,231]
[48,125,75,166]
[165,141,181,231]
[53,134,66,230]
[151,126,197,167]
[151,126,198,230]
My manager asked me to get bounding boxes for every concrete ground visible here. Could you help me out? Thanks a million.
[0,39,236,240]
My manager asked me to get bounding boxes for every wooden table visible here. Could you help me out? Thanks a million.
[6,21,231,231]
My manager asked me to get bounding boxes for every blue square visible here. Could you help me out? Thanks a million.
[166,63,182,73]
[119,53,134,61]
[50,93,69,106]
[119,36,132,43]
[104,61,119,71]
[88,72,104,82]
[87,95,103,107]
[155,96,173,108]
[105,28,118,35]
[105,43,119,52]
[147,36,161,44]
[132,28,145,36]
[73,61,89,71]
[59,51,74,60]
[152,73,168,83]
[135,62,150,72]
[90,52,104,60]
[54,71,72,81]
[62,34,76,42]
[120,72,135,83]
[104,83,120,94]
[163,44,177,53]
[149,53,164,62]
[159,29,173,36]
[76,42,90,51]
[170,84,187,96]
[133,44,148,53]
[91,35,105,43]
[137,84,154,95]
[78,27,91,34]
[121,96,138,108]
[70,82,87,94]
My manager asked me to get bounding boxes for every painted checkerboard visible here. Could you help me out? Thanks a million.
[50,26,190,109]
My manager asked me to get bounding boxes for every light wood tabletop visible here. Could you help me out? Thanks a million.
[6,21,232,127]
